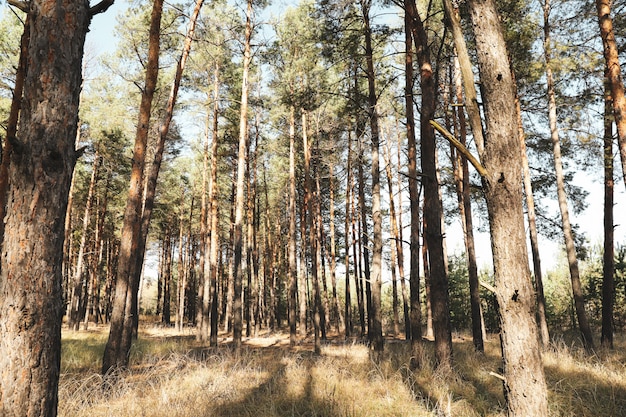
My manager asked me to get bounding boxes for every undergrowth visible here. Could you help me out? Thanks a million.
[58,326,626,417]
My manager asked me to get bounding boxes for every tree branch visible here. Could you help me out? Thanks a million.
[8,0,29,13]
[430,119,489,178]
[89,0,115,17]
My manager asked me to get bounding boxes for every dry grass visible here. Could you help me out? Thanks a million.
[58,326,626,417]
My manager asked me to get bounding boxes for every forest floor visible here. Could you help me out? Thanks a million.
[58,322,626,417]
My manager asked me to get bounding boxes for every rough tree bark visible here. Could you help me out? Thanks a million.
[102,0,162,374]
[406,0,453,368]
[466,0,549,414]
[0,0,110,414]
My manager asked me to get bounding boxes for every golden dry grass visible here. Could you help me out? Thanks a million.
[58,326,626,417]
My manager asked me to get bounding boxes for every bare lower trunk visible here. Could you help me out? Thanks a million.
[602,78,615,349]
[516,98,550,346]
[232,0,253,351]
[544,1,594,350]
[0,2,90,415]
[467,0,548,413]
[451,59,484,352]
[407,0,452,368]
[102,0,163,374]
[404,5,422,363]
[288,104,298,345]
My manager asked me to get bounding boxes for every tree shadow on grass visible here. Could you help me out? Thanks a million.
[544,360,626,416]
[210,348,343,417]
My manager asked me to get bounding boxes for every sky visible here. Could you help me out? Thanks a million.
[83,0,626,276]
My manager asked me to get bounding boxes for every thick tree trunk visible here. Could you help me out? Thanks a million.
[406,0,453,368]
[361,0,384,355]
[602,78,615,349]
[466,0,549,414]
[102,0,163,374]
[544,1,594,350]
[404,6,422,362]
[596,0,626,192]
[0,1,90,415]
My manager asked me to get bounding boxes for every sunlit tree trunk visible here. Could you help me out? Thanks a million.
[102,0,162,374]
[466,0,549,413]
[516,95,550,347]
[383,138,401,337]
[360,0,384,355]
[544,0,594,350]
[403,5,422,363]
[406,0,452,368]
[0,1,94,413]
[302,110,322,354]
[396,129,411,339]
[288,104,298,345]
[176,188,187,332]
[69,151,101,330]
[596,0,626,191]
[232,0,253,351]
[328,164,342,333]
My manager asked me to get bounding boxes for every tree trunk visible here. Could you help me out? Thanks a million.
[596,0,626,192]
[69,151,101,330]
[356,135,370,341]
[232,0,253,351]
[344,134,354,338]
[516,96,550,347]
[102,0,163,374]
[396,129,411,340]
[0,1,90,414]
[543,0,594,350]
[197,106,210,340]
[203,61,221,346]
[466,0,549,413]
[406,0,453,369]
[404,5,422,363]
[361,0,384,355]
[176,188,187,332]
[328,164,342,333]
[383,138,402,338]
[451,58,484,352]
[602,77,615,349]
[303,110,322,354]
[288,104,298,345]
